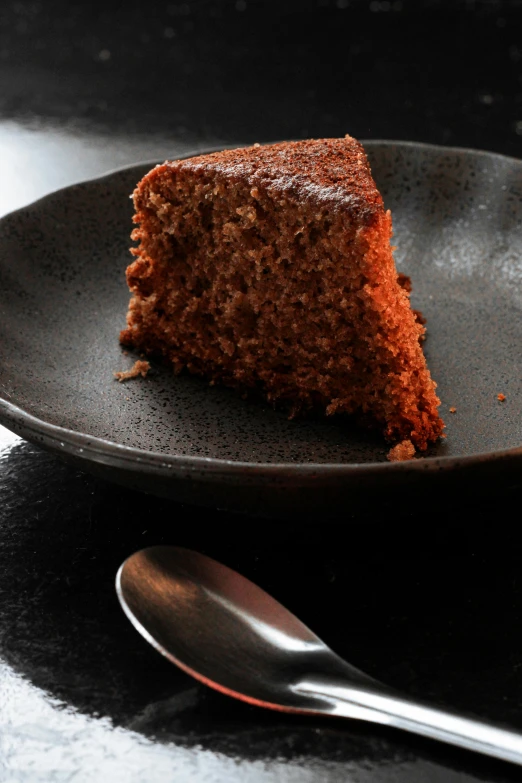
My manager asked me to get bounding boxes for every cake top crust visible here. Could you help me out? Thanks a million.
[158,136,384,222]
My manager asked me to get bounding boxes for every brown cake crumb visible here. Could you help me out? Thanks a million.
[397,273,426,333]
[397,272,412,294]
[121,137,444,450]
[114,360,150,382]
[497,393,506,402]
[449,406,457,413]
[387,439,416,462]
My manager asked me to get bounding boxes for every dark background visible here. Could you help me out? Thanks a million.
[2,0,522,151]
[1,1,522,781]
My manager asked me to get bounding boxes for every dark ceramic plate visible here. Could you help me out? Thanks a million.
[0,142,521,518]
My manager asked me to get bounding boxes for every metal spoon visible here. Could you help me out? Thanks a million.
[116,546,522,766]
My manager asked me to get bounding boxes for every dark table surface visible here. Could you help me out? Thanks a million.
[1,1,522,781]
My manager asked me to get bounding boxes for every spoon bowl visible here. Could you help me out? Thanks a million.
[116,546,375,713]
[117,546,522,766]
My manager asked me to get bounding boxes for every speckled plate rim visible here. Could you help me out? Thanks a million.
[0,140,521,483]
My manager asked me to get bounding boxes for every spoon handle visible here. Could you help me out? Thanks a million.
[297,678,522,765]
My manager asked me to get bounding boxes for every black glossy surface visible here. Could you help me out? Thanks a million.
[1,1,522,780]
[3,440,522,782]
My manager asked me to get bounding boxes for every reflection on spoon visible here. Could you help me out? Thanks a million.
[116,546,522,766]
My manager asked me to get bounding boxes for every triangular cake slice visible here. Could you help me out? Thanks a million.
[121,137,444,453]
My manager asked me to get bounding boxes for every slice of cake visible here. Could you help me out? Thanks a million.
[121,137,444,452]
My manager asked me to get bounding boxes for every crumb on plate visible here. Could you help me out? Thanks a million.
[449,406,457,413]
[114,360,150,382]
[497,393,506,402]
[387,439,416,462]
